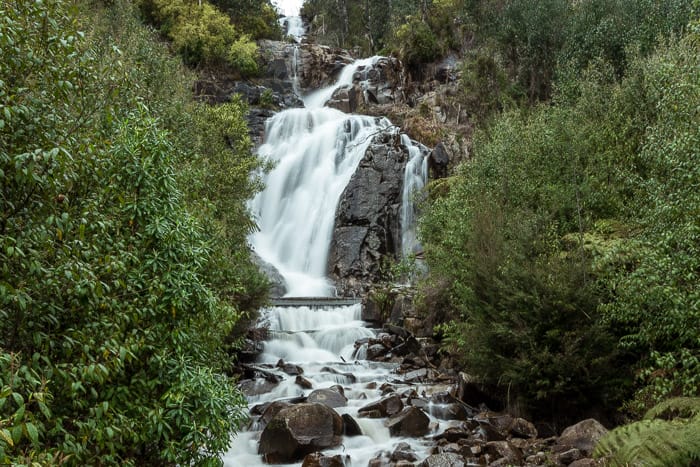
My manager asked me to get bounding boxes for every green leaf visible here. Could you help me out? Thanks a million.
[24,422,39,444]
[0,429,13,447]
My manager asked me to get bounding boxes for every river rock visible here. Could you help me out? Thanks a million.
[508,417,538,439]
[258,403,344,463]
[327,85,358,113]
[419,453,465,467]
[391,442,418,462]
[385,406,430,437]
[301,452,348,467]
[484,441,523,464]
[308,388,348,408]
[555,419,608,457]
[359,394,404,417]
[341,413,363,436]
[260,401,292,429]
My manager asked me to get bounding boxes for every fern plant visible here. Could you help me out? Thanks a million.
[595,398,700,466]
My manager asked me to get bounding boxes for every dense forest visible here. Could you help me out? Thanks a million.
[1,0,699,464]
[0,0,279,464]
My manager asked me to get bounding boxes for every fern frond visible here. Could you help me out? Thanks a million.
[594,407,700,466]
[644,397,700,421]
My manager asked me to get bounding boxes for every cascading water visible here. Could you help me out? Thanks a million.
[400,134,429,257]
[226,5,435,464]
[250,108,391,297]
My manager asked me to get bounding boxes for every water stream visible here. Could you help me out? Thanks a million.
[225,9,432,465]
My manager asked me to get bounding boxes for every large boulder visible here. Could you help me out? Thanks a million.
[359,394,404,417]
[307,388,348,409]
[259,403,344,463]
[384,406,430,437]
[556,419,608,457]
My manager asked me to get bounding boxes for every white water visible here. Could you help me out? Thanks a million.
[250,107,391,296]
[226,36,434,466]
[400,134,429,257]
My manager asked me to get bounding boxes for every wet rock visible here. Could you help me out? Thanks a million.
[367,344,388,360]
[329,129,430,295]
[238,378,279,397]
[251,249,288,298]
[301,452,348,467]
[259,403,344,464]
[508,417,538,439]
[359,394,404,417]
[392,442,418,462]
[556,419,608,457]
[327,85,358,113]
[428,403,469,421]
[296,375,313,389]
[385,406,430,437]
[419,453,466,467]
[483,441,522,465]
[384,323,411,339]
[298,44,354,89]
[403,368,429,383]
[308,388,348,408]
[260,401,292,429]
[277,360,304,375]
[320,366,357,383]
[341,414,363,436]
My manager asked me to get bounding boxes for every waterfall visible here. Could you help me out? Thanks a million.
[226,13,438,464]
[400,134,428,257]
[250,107,391,296]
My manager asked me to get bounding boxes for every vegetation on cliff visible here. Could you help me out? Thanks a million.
[303,0,699,428]
[0,0,266,464]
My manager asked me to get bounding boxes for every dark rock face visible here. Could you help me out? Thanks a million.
[429,142,450,179]
[298,44,354,89]
[385,406,430,437]
[259,403,344,464]
[328,129,407,295]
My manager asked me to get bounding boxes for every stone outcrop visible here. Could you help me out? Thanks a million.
[385,406,430,437]
[251,252,286,297]
[298,44,354,89]
[555,419,608,457]
[327,129,407,294]
[259,403,344,464]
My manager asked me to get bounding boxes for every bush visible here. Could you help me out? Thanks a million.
[0,0,264,463]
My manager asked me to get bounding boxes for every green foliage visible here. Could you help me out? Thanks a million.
[0,0,265,463]
[139,0,259,74]
[390,17,441,71]
[600,29,700,412]
[420,4,700,419]
[594,398,700,466]
[210,0,281,40]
